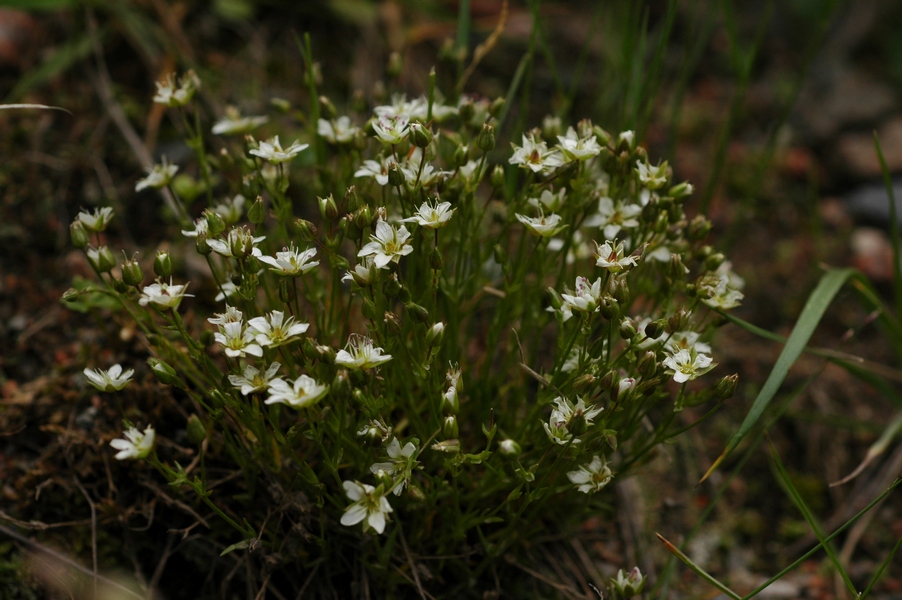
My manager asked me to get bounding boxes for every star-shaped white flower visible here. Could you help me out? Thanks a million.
[542,396,603,445]
[110,425,155,460]
[372,116,410,144]
[264,375,328,408]
[354,157,393,186]
[400,200,455,229]
[509,133,563,173]
[340,480,393,534]
[335,335,392,370]
[515,212,566,237]
[139,279,192,310]
[206,227,265,259]
[247,310,309,347]
[595,239,639,273]
[153,71,200,107]
[559,276,604,321]
[556,126,602,162]
[135,159,178,192]
[208,305,244,326]
[370,437,418,496]
[357,219,413,269]
[84,364,134,392]
[228,362,281,396]
[584,197,642,240]
[663,348,715,383]
[255,244,319,276]
[211,106,268,136]
[76,207,114,232]
[249,136,308,164]
[636,159,669,189]
[317,116,359,143]
[567,455,614,494]
[213,321,264,358]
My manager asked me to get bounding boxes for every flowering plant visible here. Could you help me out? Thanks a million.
[66,65,742,597]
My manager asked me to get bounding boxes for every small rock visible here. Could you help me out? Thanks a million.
[850,227,896,282]
[844,178,902,227]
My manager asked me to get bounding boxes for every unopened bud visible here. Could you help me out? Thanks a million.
[278,277,296,304]
[669,181,694,200]
[441,386,459,414]
[431,439,460,454]
[547,287,564,310]
[572,373,597,396]
[599,296,619,320]
[489,97,505,118]
[199,329,215,346]
[705,252,725,271]
[332,369,352,401]
[430,246,444,270]
[442,415,458,439]
[318,95,337,120]
[476,122,496,152]
[387,161,405,187]
[499,439,521,458]
[687,215,712,241]
[383,311,403,337]
[153,250,172,278]
[410,122,433,148]
[426,322,445,347]
[70,221,90,249]
[88,246,116,273]
[620,317,637,340]
[457,97,475,123]
[406,302,429,324]
[452,143,469,168]
[354,205,372,230]
[382,274,402,298]
[111,277,129,293]
[715,374,738,400]
[315,345,336,365]
[204,209,226,237]
[644,319,665,340]
[121,256,144,287]
[318,195,338,221]
[148,357,185,388]
[638,351,658,377]
[344,186,360,212]
[295,219,318,241]
[386,51,403,79]
[248,195,266,225]
[491,164,505,189]
[362,298,378,320]
[668,308,690,333]
[195,232,211,255]
[186,414,207,445]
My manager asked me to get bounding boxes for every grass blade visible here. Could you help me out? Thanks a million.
[873,133,902,320]
[768,438,860,598]
[831,412,902,487]
[655,533,741,599]
[860,531,902,599]
[700,268,860,483]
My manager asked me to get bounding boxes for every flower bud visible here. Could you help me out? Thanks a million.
[406,302,430,324]
[195,232,212,255]
[667,308,690,333]
[121,256,144,287]
[201,209,223,238]
[669,181,694,200]
[111,277,129,293]
[344,185,360,212]
[186,414,207,445]
[248,195,266,225]
[295,219,318,241]
[88,246,116,273]
[592,125,613,147]
[430,247,444,270]
[620,317,637,340]
[705,252,725,271]
[397,285,412,304]
[547,287,564,310]
[614,377,636,402]
[199,329,215,347]
[426,322,445,347]
[599,296,619,320]
[611,567,646,598]
[382,274,402,298]
[318,194,339,221]
[638,351,658,377]
[572,373,597,396]
[387,161,405,187]
[278,277,296,303]
[644,319,665,340]
[476,121,496,152]
[441,386,459,414]
[491,164,505,189]
[496,440,519,460]
[384,311,403,337]
[61,288,80,302]
[354,205,372,230]
[452,143,469,168]
[150,358,186,388]
[332,369,352,401]
[568,411,588,437]
[687,215,712,241]
[318,94,337,120]
[442,415,459,439]
[361,298,378,320]
[715,374,738,400]
[542,115,562,140]
[315,344,336,365]
[70,221,90,249]
[153,250,172,278]
[457,97,475,124]
[611,276,630,305]
[410,122,434,148]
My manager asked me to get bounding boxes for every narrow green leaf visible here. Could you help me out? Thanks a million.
[873,133,902,320]
[700,268,860,483]
[768,439,859,598]
[656,533,741,599]
[860,531,902,599]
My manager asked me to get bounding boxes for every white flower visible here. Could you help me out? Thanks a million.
[181,217,208,238]
[335,334,392,370]
[354,157,393,186]
[618,130,635,147]
[515,212,566,237]
[527,188,567,212]
[255,244,319,276]
[264,375,328,408]
[556,126,602,162]
[370,437,418,495]
[206,226,265,259]
[342,257,377,287]
[509,133,563,173]
[340,480,393,534]
[76,207,114,232]
[357,419,392,443]
[372,116,409,144]
[400,150,446,188]
[567,455,613,493]
[213,321,264,358]
[208,305,244,326]
[211,106,268,136]
[135,159,178,192]
[214,281,239,302]
[228,362,281,396]
[213,194,246,225]
[584,197,642,240]
[249,136,308,164]
[636,159,669,190]
[542,396,603,445]
[247,310,309,347]
[138,279,192,309]
[153,71,199,107]
[663,348,715,383]
[700,262,745,310]
[374,94,429,120]
[664,330,712,356]
[84,364,134,392]
[110,425,155,460]
[318,116,359,143]
[559,276,604,321]
[357,219,413,269]
[595,239,639,273]
[400,200,455,229]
